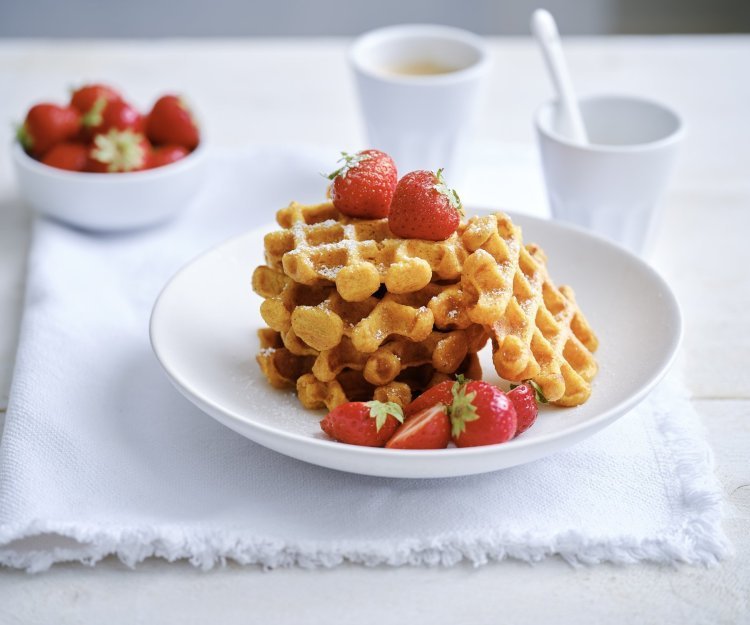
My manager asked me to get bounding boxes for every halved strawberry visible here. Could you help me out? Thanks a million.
[404,380,454,418]
[87,129,150,173]
[385,404,450,449]
[320,400,404,447]
[450,380,517,447]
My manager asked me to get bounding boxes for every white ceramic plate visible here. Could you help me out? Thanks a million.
[150,212,682,478]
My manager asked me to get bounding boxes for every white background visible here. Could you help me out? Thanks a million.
[0,36,748,624]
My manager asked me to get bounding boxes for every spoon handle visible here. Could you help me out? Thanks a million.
[531,9,588,144]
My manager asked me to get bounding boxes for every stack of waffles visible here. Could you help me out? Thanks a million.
[253,201,599,411]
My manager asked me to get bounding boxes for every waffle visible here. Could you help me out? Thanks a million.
[310,324,488,386]
[256,328,315,389]
[408,213,597,406]
[255,202,598,409]
[487,242,598,406]
[253,265,471,353]
[263,201,467,301]
[297,354,483,411]
[261,206,527,328]
[258,328,483,411]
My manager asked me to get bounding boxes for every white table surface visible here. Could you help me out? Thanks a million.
[0,36,748,624]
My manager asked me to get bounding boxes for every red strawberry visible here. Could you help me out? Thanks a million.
[320,400,404,447]
[41,142,89,172]
[71,84,122,117]
[449,380,517,448]
[17,103,81,157]
[385,404,451,449]
[147,145,189,169]
[327,149,398,218]
[146,95,200,150]
[508,382,545,436]
[388,168,462,240]
[86,99,144,137]
[87,129,150,173]
[404,379,456,418]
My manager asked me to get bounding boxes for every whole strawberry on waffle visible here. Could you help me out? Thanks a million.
[253,149,599,419]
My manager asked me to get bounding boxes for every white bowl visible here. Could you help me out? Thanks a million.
[11,141,207,231]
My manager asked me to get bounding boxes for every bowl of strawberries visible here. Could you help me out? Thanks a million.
[12,83,206,231]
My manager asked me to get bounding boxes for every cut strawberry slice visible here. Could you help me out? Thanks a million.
[385,404,450,449]
[320,400,404,447]
[404,380,454,418]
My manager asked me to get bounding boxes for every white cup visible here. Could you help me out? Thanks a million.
[350,24,490,181]
[535,95,685,255]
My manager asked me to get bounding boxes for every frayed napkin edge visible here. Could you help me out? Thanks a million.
[0,384,731,573]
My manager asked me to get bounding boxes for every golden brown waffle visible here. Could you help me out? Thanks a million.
[485,239,598,406]
[255,204,598,409]
[400,212,597,406]
[252,265,471,353]
[263,201,467,302]
[261,206,529,328]
[256,328,315,389]
[297,354,483,411]
[253,265,472,354]
[309,325,488,386]
[256,326,485,411]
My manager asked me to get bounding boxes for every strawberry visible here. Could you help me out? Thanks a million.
[85,99,144,137]
[326,149,398,218]
[71,83,122,119]
[17,103,81,157]
[146,95,200,150]
[385,404,451,449]
[508,381,546,436]
[320,400,404,447]
[388,168,462,240]
[449,380,517,447]
[87,129,150,173]
[147,145,189,169]
[404,378,458,418]
[41,142,89,172]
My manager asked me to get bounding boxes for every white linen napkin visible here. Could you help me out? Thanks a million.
[0,145,729,572]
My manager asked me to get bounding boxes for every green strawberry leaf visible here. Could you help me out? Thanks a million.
[433,168,463,214]
[365,400,404,431]
[510,380,549,404]
[15,123,31,150]
[325,151,372,180]
[81,96,107,128]
[448,380,478,438]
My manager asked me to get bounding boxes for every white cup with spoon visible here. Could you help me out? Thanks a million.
[531,9,685,256]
